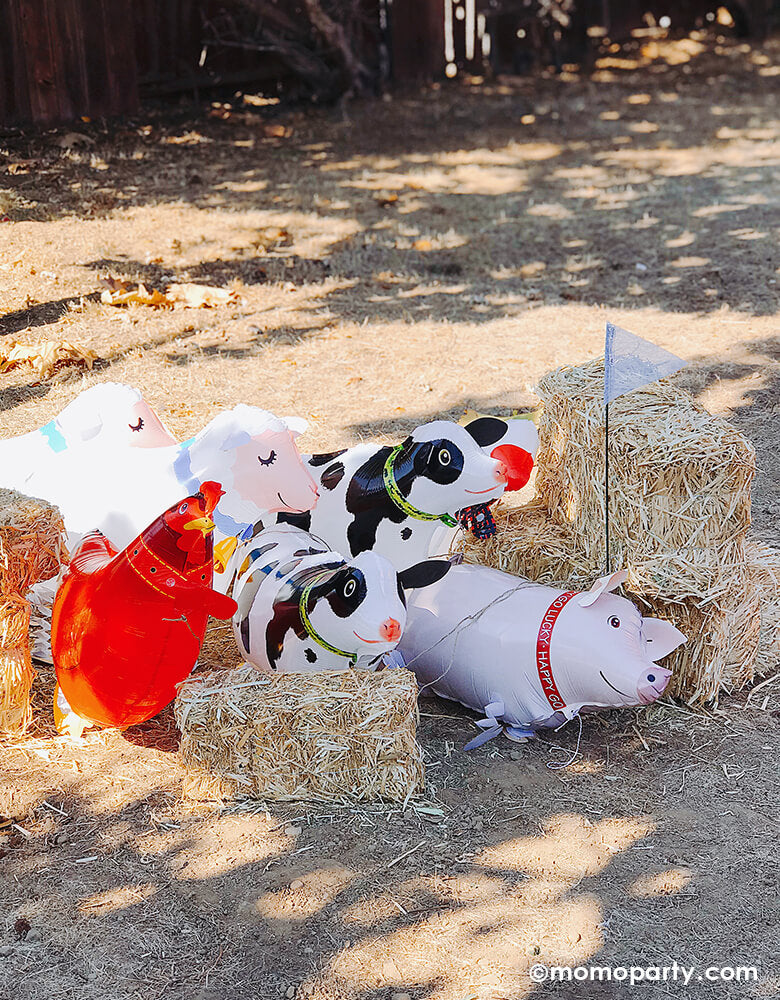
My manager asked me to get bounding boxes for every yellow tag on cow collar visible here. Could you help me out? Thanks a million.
[382,444,458,528]
[299,575,358,665]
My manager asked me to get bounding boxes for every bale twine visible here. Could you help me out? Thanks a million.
[175,666,425,804]
[0,597,33,735]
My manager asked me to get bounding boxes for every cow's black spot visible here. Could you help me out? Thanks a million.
[417,439,464,485]
[278,510,312,531]
[400,527,412,540]
[309,450,347,467]
[305,648,317,663]
[325,567,367,618]
[321,461,345,491]
[464,416,508,447]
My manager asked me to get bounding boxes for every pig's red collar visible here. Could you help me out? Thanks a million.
[536,591,576,712]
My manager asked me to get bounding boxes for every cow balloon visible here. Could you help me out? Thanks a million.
[278,420,508,572]
[0,382,176,494]
[398,565,686,746]
[231,524,450,672]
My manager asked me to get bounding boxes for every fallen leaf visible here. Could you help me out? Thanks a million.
[100,282,171,308]
[262,123,290,138]
[165,283,239,308]
[0,339,98,381]
[252,227,292,251]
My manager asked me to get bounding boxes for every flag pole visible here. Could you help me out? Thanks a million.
[605,399,610,574]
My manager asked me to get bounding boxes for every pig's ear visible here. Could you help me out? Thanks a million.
[642,617,687,659]
[398,560,451,591]
[578,569,628,607]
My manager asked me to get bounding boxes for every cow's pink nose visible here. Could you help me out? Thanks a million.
[380,617,402,642]
[493,460,508,484]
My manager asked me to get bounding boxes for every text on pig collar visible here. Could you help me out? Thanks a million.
[536,591,577,712]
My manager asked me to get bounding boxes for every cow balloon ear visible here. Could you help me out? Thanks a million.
[464,416,507,447]
[398,559,451,591]
[578,569,628,607]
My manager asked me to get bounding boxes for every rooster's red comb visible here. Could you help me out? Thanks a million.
[199,480,225,514]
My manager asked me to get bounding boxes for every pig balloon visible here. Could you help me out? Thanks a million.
[398,566,686,746]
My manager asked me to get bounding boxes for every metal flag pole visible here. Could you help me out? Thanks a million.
[605,398,610,574]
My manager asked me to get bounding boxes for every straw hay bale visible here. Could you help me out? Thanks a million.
[747,540,780,677]
[175,666,424,804]
[0,597,33,735]
[0,488,67,596]
[532,360,755,601]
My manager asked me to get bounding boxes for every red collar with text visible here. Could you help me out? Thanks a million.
[536,591,577,712]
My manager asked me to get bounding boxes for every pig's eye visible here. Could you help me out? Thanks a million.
[257,450,277,467]
[647,674,656,682]
[608,616,621,628]
[129,418,144,432]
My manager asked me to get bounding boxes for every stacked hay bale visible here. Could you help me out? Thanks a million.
[462,359,767,704]
[175,665,424,803]
[0,488,67,735]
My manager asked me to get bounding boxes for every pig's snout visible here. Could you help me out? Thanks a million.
[379,617,402,643]
[637,666,672,704]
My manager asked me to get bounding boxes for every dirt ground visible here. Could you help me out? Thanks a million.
[1,26,779,1000]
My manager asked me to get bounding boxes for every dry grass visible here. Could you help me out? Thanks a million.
[176,666,424,804]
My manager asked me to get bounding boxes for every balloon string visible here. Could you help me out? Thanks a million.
[546,714,583,770]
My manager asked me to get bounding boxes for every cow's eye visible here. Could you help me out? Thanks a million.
[609,616,621,628]
[129,418,144,432]
[257,450,277,467]
[179,502,189,514]
[343,578,357,598]
[438,447,451,466]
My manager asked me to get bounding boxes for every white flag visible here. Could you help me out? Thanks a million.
[604,322,687,406]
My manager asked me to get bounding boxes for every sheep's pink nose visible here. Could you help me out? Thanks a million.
[380,617,402,642]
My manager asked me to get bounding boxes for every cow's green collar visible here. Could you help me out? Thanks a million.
[382,444,458,527]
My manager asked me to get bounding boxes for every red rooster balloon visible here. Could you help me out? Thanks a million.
[52,481,237,730]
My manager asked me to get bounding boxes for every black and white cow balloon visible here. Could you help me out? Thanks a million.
[279,420,510,572]
[231,524,450,672]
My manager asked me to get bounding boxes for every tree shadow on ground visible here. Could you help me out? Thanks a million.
[1,29,777,341]
[1,687,776,1000]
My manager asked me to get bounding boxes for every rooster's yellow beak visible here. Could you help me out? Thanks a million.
[183,516,215,537]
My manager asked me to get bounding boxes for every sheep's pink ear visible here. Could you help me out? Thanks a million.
[282,416,308,438]
[578,569,628,607]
